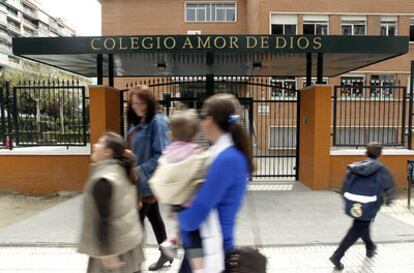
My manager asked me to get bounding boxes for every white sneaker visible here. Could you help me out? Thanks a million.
[160,240,179,259]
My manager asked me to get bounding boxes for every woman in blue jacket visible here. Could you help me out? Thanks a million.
[178,93,253,273]
[127,86,172,271]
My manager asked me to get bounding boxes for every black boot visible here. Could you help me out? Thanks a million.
[329,255,344,271]
[366,244,377,258]
[148,252,173,271]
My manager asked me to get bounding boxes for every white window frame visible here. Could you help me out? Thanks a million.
[270,77,297,100]
[301,77,328,88]
[302,15,329,35]
[185,1,237,23]
[339,75,366,98]
[380,18,397,36]
[370,74,396,99]
[303,21,329,35]
[270,15,298,35]
[410,19,414,43]
[268,126,297,150]
[341,16,367,36]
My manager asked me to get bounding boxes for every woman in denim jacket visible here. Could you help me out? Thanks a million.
[127,86,172,271]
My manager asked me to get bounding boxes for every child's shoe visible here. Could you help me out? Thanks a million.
[160,239,179,259]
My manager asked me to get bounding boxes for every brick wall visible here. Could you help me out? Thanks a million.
[0,155,90,194]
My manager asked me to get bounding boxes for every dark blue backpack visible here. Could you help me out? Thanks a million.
[343,169,383,221]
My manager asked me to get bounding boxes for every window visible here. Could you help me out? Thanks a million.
[301,77,328,88]
[303,22,328,35]
[272,24,296,35]
[341,17,366,35]
[410,19,414,42]
[370,74,395,99]
[303,16,329,35]
[270,77,296,99]
[335,127,399,146]
[185,2,236,22]
[381,18,397,36]
[269,127,297,148]
[340,76,365,97]
[271,15,297,35]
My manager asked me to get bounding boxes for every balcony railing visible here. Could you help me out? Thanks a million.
[7,11,20,22]
[5,0,22,11]
[8,24,21,34]
[0,32,12,43]
[0,13,8,26]
[23,19,37,29]
[22,7,38,19]
[0,45,12,55]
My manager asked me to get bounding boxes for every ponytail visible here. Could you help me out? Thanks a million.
[229,123,254,174]
[118,149,138,185]
[203,93,254,174]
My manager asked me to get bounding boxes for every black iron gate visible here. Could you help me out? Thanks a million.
[123,76,299,179]
[0,80,89,148]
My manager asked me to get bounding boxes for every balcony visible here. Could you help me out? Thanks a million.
[49,24,65,36]
[35,28,50,37]
[0,31,12,43]
[23,18,37,29]
[5,0,22,11]
[0,45,12,55]
[22,7,38,19]
[7,10,20,22]
[8,23,21,34]
[0,12,7,27]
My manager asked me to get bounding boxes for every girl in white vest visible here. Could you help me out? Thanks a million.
[78,132,145,273]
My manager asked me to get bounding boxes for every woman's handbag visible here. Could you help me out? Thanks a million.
[225,247,267,273]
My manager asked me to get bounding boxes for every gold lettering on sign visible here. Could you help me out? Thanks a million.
[276,37,287,48]
[260,36,269,49]
[197,36,211,49]
[246,36,258,49]
[142,37,154,49]
[297,37,310,49]
[229,36,239,49]
[313,37,322,50]
[214,36,226,49]
[130,37,139,49]
[164,37,176,49]
[91,38,101,50]
[119,38,128,50]
[103,38,116,50]
[156,37,161,49]
[289,36,295,49]
[182,37,194,49]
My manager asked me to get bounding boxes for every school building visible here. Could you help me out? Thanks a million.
[1,0,414,194]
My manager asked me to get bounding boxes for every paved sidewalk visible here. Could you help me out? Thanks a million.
[1,182,414,247]
[1,242,414,273]
[1,182,414,272]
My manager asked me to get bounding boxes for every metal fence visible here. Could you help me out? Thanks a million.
[0,80,89,148]
[123,76,299,179]
[332,85,412,148]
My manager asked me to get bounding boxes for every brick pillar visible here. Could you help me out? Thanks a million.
[298,85,332,189]
[89,86,122,145]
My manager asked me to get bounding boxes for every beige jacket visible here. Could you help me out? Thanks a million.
[149,151,209,205]
[78,159,143,258]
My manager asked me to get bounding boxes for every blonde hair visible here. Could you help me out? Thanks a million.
[171,109,199,142]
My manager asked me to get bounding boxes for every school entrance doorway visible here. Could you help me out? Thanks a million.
[11,34,409,183]
[123,76,299,179]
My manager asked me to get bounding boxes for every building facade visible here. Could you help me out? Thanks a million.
[101,0,414,89]
[0,0,76,68]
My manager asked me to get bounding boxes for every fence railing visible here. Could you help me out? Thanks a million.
[0,80,89,148]
[332,85,412,148]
